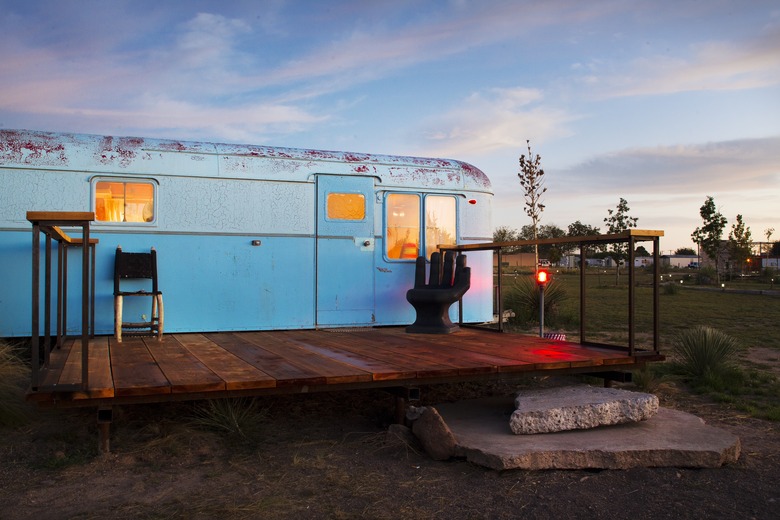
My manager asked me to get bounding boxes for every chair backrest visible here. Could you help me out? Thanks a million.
[114,247,159,294]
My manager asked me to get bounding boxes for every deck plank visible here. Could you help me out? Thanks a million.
[48,338,112,399]
[110,337,172,397]
[85,337,115,398]
[294,330,460,379]
[273,331,416,381]
[34,339,73,392]
[237,332,373,385]
[145,337,226,394]
[204,332,326,386]
[174,334,276,391]
[344,330,506,376]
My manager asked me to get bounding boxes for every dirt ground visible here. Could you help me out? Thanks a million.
[1,377,779,520]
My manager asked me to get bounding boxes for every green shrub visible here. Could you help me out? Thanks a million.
[663,282,679,295]
[672,326,741,386]
[503,275,568,327]
[0,340,31,427]
[696,266,717,285]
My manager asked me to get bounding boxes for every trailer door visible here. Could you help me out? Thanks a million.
[316,175,375,327]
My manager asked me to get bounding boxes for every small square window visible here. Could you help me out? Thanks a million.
[327,193,365,220]
[95,180,155,222]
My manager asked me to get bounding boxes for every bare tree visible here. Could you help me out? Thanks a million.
[518,140,546,268]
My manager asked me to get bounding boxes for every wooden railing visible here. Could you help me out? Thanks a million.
[441,229,664,356]
[27,211,97,390]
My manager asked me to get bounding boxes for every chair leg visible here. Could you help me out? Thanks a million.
[114,295,123,343]
[157,294,164,341]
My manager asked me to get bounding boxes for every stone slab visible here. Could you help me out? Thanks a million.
[411,406,457,461]
[423,396,740,470]
[511,385,659,434]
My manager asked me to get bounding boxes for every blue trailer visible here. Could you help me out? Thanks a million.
[0,130,494,337]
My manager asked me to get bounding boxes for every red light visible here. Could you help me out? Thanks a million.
[536,270,549,285]
[468,199,477,205]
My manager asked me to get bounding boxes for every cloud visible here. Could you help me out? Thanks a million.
[579,23,780,98]
[556,137,780,193]
[411,87,579,157]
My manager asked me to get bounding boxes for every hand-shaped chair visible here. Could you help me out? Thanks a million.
[406,251,470,334]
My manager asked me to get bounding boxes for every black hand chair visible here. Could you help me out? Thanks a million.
[406,251,470,334]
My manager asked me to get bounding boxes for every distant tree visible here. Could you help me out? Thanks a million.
[772,242,780,257]
[691,196,727,283]
[493,226,518,243]
[675,247,696,256]
[567,220,604,256]
[493,226,520,253]
[635,245,651,257]
[538,224,567,263]
[603,198,639,282]
[518,140,546,268]
[728,214,752,275]
[516,223,567,259]
[567,220,600,237]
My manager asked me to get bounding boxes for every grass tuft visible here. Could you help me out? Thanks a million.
[0,339,32,427]
[189,398,268,440]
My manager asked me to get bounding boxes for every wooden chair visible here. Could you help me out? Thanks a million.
[113,246,163,342]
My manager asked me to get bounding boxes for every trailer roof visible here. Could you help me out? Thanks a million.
[0,129,492,192]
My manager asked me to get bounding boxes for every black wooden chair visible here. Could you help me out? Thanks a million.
[113,246,163,342]
[406,251,470,334]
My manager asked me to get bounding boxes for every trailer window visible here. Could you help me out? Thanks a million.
[94,180,155,223]
[327,193,365,220]
[386,194,420,259]
[424,196,456,258]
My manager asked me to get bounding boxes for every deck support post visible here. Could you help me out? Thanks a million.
[385,387,420,425]
[97,407,113,454]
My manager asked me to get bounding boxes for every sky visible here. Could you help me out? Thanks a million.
[1,0,779,252]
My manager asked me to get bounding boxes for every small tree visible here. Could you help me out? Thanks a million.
[691,196,727,284]
[567,220,603,257]
[603,197,638,283]
[675,247,696,256]
[728,214,752,276]
[493,226,520,253]
[518,140,546,268]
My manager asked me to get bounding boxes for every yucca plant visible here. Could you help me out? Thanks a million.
[672,326,741,388]
[0,340,31,427]
[503,275,568,327]
[189,398,267,440]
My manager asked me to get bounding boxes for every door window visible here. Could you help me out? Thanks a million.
[385,194,456,260]
[424,195,457,258]
[386,194,420,259]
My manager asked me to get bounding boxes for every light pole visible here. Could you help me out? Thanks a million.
[536,269,549,338]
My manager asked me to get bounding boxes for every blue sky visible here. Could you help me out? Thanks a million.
[2,0,778,251]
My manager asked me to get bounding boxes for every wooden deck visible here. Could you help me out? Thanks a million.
[27,327,663,407]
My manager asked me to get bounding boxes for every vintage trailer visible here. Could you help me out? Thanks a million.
[0,130,493,337]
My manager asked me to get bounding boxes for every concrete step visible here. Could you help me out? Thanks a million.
[511,385,659,434]
[412,396,740,470]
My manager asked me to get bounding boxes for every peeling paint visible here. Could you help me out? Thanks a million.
[0,130,68,166]
[0,129,492,192]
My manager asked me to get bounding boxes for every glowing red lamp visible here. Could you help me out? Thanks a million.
[536,269,549,286]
